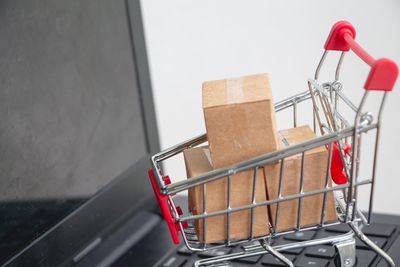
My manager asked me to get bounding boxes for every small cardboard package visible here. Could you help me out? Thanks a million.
[202,73,279,168]
[265,125,337,231]
[183,146,269,243]
[185,73,335,242]
[185,73,279,243]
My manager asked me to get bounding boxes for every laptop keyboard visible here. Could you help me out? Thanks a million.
[159,223,399,267]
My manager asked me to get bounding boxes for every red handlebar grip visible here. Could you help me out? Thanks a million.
[324,21,356,52]
[148,169,181,245]
[364,58,398,91]
[324,21,398,91]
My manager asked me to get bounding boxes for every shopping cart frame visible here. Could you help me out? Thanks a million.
[148,21,398,267]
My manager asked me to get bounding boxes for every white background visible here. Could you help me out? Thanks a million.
[140,1,400,215]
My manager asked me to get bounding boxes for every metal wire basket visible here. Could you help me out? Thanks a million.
[148,21,398,267]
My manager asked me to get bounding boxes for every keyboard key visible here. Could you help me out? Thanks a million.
[233,255,261,264]
[177,246,194,256]
[284,231,316,241]
[314,229,342,239]
[355,250,377,266]
[225,262,252,267]
[295,256,329,267]
[361,224,395,238]
[161,256,187,267]
[325,223,394,238]
[272,238,304,255]
[356,236,386,250]
[376,235,400,266]
[198,247,232,258]
[305,245,336,259]
[325,224,351,234]
[281,247,304,256]
[240,240,260,249]
[261,254,296,266]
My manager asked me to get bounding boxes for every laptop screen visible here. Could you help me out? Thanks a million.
[0,0,153,264]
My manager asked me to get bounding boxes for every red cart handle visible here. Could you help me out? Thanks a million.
[324,21,398,91]
[148,169,187,245]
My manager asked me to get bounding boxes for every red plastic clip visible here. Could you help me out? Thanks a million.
[148,169,182,244]
[330,142,351,185]
[176,206,188,229]
[163,175,171,185]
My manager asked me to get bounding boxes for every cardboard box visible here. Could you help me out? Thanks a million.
[183,146,270,243]
[202,73,279,169]
[265,125,337,231]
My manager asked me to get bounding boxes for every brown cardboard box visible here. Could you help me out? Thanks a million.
[265,125,337,231]
[202,73,279,169]
[183,146,270,243]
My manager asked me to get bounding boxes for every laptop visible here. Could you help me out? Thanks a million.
[0,1,399,266]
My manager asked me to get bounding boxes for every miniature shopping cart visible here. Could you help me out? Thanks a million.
[148,21,398,267]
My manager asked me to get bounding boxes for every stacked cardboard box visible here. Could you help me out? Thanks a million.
[183,73,336,243]
[202,74,279,169]
[265,126,337,231]
[185,73,277,243]
[184,146,268,243]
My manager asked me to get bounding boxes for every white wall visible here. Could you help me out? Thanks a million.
[141,0,400,215]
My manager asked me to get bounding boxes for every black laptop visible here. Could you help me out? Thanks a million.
[0,1,399,266]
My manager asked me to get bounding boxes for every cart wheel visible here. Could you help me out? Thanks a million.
[334,237,356,267]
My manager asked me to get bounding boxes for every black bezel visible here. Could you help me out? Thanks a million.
[3,0,159,266]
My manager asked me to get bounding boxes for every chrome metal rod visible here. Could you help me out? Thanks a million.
[349,222,395,267]
[194,232,354,267]
[250,167,258,239]
[152,89,314,189]
[348,91,368,222]
[368,92,387,224]
[152,84,368,192]
[336,90,358,113]
[308,80,324,134]
[152,133,207,162]
[261,242,294,267]
[168,122,377,196]
[321,143,333,226]
[274,90,313,112]
[315,50,328,80]
[335,52,346,81]
[296,152,305,230]
[179,180,371,223]
[202,182,207,247]
[274,159,285,232]
[151,133,207,188]
[166,124,377,195]
[186,219,361,252]
[246,232,354,252]
[333,110,350,128]
[226,175,231,244]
